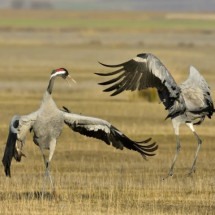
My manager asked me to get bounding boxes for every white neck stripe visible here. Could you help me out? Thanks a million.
[50,70,65,78]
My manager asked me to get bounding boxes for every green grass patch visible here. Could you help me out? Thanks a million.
[0,10,214,31]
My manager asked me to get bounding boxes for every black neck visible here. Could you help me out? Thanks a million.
[47,76,56,94]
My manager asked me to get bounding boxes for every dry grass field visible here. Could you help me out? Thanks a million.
[0,10,215,214]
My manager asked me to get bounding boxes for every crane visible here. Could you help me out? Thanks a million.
[2,68,158,191]
[96,53,214,178]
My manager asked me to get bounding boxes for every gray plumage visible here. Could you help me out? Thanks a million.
[2,68,157,187]
[96,53,214,178]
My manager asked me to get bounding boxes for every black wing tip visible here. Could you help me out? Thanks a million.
[2,156,11,177]
[98,61,121,68]
[95,72,107,76]
[2,121,20,178]
[62,106,71,113]
[110,126,158,158]
[135,139,158,158]
[2,161,11,177]
[136,53,150,59]
[95,71,121,77]
[101,89,119,96]
[5,169,11,177]
[136,137,152,144]
[98,61,107,67]
[110,91,122,96]
[98,82,107,86]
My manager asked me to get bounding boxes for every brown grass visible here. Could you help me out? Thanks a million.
[0,10,215,214]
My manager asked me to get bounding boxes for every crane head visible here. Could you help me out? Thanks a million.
[51,68,76,84]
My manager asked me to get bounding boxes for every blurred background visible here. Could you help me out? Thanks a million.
[0,0,215,11]
[0,1,215,214]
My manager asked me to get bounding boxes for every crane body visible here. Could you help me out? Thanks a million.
[2,68,157,190]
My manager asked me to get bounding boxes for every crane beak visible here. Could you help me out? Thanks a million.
[66,75,76,87]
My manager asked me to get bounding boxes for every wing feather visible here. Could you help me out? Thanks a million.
[96,53,187,118]
[2,116,20,177]
[96,53,180,99]
[98,72,125,86]
[2,112,38,177]
[62,108,158,159]
[17,111,38,142]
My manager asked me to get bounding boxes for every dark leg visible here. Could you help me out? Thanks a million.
[187,131,202,176]
[45,161,54,188]
[163,135,181,180]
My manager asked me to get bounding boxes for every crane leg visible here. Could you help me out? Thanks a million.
[40,139,56,196]
[40,151,55,197]
[163,135,181,180]
[41,156,55,198]
[187,131,202,176]
[44,161,54,189]
[186,123,202,176]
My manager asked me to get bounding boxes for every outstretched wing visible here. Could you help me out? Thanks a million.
[96,53,180,99]
[180,66,214,118]
[62,107,158,159]
[2,112,38,177]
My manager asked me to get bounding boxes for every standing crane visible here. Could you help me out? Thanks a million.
[96,53,214,178]
[2,68,158,190]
